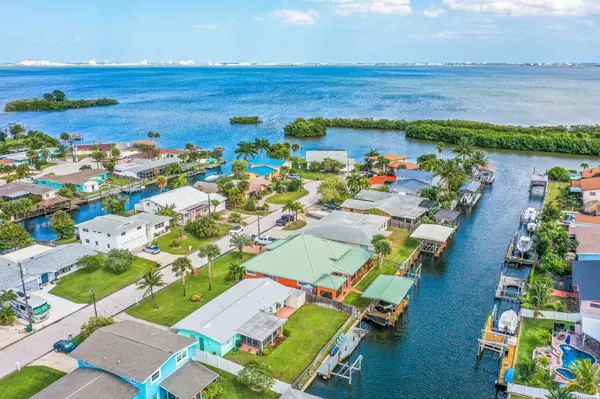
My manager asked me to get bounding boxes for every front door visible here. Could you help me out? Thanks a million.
[198,337,205,351]
[41,273,49,284]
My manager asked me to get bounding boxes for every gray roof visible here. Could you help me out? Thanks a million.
[173,278,295,344]
[31,367,139,399]
[435,209,460,221]
[76,214,147,234]
[341,193,427,220]
[389,179,428,194]
[129,212,171,225]
[0,181,56,197]
[238,311,287,342]
[301,212,391,247]
[459,180,481,193]
[160,361,217,399]
[125,157,181,174]
[354,190,396,202]
[280,388,323,399]
[71,320,195,382]
[573,260,600,300]
[395,169,435,181]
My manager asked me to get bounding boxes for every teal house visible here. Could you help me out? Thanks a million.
[173,278,298,356]
[34,168,108,193]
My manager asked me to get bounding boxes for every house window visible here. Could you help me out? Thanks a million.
[150,370,161,384]
[175,350,187,365]
[591,302,600,309]
[82,228,89,232]
[137,226,142,230]
[95,241,98,245]
[591,192,597,197]
[247,270,256,276]
[107,244,111,249]
[85,239,90,243]
[155,222,164,229]
[121,232,126,236]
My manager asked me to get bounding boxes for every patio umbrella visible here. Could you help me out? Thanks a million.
[566,335,571,345]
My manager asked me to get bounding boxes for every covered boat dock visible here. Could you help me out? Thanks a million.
[410,224,456,257]
[434,209,460,227]
[361,275,415,326]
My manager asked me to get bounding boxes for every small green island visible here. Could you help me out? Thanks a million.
[4,90,119,112]
[229,116,263,124]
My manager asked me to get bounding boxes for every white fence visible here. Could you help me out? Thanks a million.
[194,349,291,395]
[507,382,598,399]
[521,309,582,322]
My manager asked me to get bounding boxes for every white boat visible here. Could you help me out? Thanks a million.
[204,174,221,182]
[527,222,537,233]
[522,207,537,223]
[498,309,519,335]
[516,236,533,253]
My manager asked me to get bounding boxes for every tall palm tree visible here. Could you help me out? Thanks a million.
[171,174,189,189]
[436,142,446,159]
[469,150,489,169]
[436,158,464,190]
[235,141,258,160]
[229,233,253,258]
[520,278,561,319]
[283,200,294,220]
[290,201,305,223]
[452,137,475,161]
[26,150,39,165]
[156,176,168,192]
[581,162,589,172]
[291,143,300,155]
[567,359,600,394]
[198,244,221,291]
[172,257,193,297]
[371,234,392,273]
[253,138,270,157]
[347,173,363,196]
[376,156,388,174]
[365,148,379,157]
[136,268,166,309]
[516,358,539,386]
[59,132,70,145]
[546,386,574,399]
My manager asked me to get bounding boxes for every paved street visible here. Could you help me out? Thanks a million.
[0,180,320,378]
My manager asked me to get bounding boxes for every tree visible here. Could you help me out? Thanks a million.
[520,277,561,319]
[210,199,221,213]
[90,150,107,169]
[79,164,92,171]
[101,195,128,215]
[0,222,34,252]
[0,290,18,326]
[228,212,242,224]
[231,159,248,178]
[279,165,290,180]
[228,261,245,281]
[347,173,369,196]
[375,156,388,173]
[539,251,571,275]
[548,166,570,182]
[135,144,160,160]
[436,142,446,159]
[80,316,114,339]
[52,90,67,101]
[566,359,600,394]
[452,136,475,161]
[546,386,574,399]
[110,147,121,160]
[136,268,166,309]
[535,222,577,258]
[59,132,70,144]
[318,176,348,204]
[516,358,539,385]
[212,146,224,159]
[371,234,392,273]
[236,360,274,392]
[78,254,105,272]
[171,174,189,189]
[267,143,290,160]
[186,216,219,237]
[198,244,221,291]
[540,202,562,223]
[156,176,168,192]
[105,249,135,275]
[291,143,300,155]
[51,210,75,239]
[283,117,327,138]
[229,233,253,258]
[469,150,489,170]
[10,123,25,138]
[235,141,258,160]
[580,163,589,172]
[436,158,466,191]
[172,257,193,297]
[253,138,270,157]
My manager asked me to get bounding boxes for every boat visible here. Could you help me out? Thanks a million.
[527,222,537,233]
[204,174,222,182]
[522,207,537,223]
[498,309,519,335]
[516,236,532,253]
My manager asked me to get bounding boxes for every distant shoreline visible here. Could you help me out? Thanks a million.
[0,63,598,68]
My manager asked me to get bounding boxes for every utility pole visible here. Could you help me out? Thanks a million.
[18,261,33,329]
[91,288,97,317]
[207,193,211,217]
[257,215,261,237]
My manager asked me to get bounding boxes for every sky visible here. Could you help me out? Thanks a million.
[1,0,600,63]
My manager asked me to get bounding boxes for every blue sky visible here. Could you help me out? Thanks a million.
[1,0,599,63]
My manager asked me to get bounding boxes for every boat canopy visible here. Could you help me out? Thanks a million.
[410,224,454,243]
[361,275,414,305]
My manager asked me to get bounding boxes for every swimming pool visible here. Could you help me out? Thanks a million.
[556,344,596,380]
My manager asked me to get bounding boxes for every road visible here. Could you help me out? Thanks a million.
[0,180,321,378]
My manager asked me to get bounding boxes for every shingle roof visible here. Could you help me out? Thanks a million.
[71,320,195,382]
[243,235,374,288]
[160,361,217,399]
[300,211,390,247]
[435,209,461,221]
[144,186,226,213]
[361,275,414,305]
[250,158,287,168]
[368,154,407,161]
[0,181,56,197]
[246,166,277,176]
[571,226,600,254]
[389,179,428,193]
[572,260,600,300]
[31,368,139,399]
[76,214,147,234]
[580,178,600,191]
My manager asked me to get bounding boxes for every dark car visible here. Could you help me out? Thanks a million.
[53,340,78,354]
[276,214,295,226]
[324,202,341,210]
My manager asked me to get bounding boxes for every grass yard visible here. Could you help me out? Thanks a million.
[50,256,155,303]
[225,304,348,383]
[156,224,230,255]
[126,253,254,326]
[283,220,307,231]
[292,169,338,181]
[204,365,279,399]
[545,181,568,205]
[107,176,135,187]
[0,366,66,399]
[343,262,398,310]
[386,228,420,264]
[342,292,370,310]
[266,189,308,205]
[54,235,77,245]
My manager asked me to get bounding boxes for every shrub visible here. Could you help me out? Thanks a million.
[309,161,322,172]
[203,381,224,399]
[80,316,115,339]
[228,212,242,224]
[537,356,550,367]
[211,211,221,221]
[170,239,181,248]
[538,329,552,344]
[236,360,275,392]
[185,216,219,237]
[283,117,327,138]
[190,293,203,302]
[287,179,301,192]
[51,210,75,239]
[547,166,570,182]
[105,249,135,274]
[539,252,571,275]
[78,254,105,273]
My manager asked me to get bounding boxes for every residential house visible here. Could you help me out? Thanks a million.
[245,177,272,198]
[570,214,600,227]
[174,278,301,356]
[132,148,185,160]
[0,181,58,201]
[300,211,391,249]
[388,178,429,196]
[341,190,428,230]
[582,168,600,179]
[32,320,218,399]
[570,225,600,261]
[580,178,600,214]
[367,154,417,175]
[77,213,170,254]
[35,169,108,193]
[192,181,219,194]
[0,149,57,165]
[135,186,226,224]
[246,158,291,180]
[114,157,182,179]
[571,260,600,344]
[74,142,133,157]
[306,150,355,172]
[244,234,374,301]
[395,169,442,186]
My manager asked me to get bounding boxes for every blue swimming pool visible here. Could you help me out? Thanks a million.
[556,368,575,380]
[558,344,596,379]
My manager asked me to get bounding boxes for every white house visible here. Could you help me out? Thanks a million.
[135,186,227,224]
[306,150,355,172]
[76,213,171,253]
[580,178,600,211]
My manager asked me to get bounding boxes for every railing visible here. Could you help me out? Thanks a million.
[305,292,361,318]
[507,382,598,399]
[520,309,581,322]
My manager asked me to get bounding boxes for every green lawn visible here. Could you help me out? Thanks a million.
[292,169,338,181]
[0,366,65,399]
[126,253,254,326]
[225,304,348,383]
[266,189,308,205]
[50,256,156,303]
[204,365,279,399]
[283,220,307,231]
[342,292,370,310]
[386,228,420,264]
[156,224,230,255]
[545,181,568,205]
[107,176,135,187]
[54,235,77,245]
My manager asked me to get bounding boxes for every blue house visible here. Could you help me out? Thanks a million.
[34,168,108,193]
[395,169,442,187]
[32,320,218,399]
[249,157,290,169]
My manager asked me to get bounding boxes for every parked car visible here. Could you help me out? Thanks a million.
[229,225,244,235]
[276,214,295,226]
[324,202,341,210]
[254,235,274,246]
[290,173,301,180]
[53,340,78,354]
[142,245,161,255]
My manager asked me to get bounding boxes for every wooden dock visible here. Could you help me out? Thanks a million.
[316,327,368,382]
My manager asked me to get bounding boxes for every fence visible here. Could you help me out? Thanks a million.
[520,309,581,322]
[507,382,598,399]
[305,292,361,318]
[194,349,291,394]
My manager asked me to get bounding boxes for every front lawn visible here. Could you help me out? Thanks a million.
[386,228,420,264]
[50,256,156,303]
[266,189,308,205]
[0,366,65,399]
[54,235,77,245]
[224,304,348,383]
[292,169,338,181]
[204,365,279,399]
[126,253,254,326]
[156,224,230,255]
[283,220,306,231]
[343,292,371,310]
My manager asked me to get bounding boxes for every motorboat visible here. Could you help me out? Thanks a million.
[527,222,537,233]
[204,173,223,182]
[516,236,533,253]
[522,207,538,223]
[498,309,519,335]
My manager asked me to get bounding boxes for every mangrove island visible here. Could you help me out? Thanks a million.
[4,90,119,112]
[229,116,263,124]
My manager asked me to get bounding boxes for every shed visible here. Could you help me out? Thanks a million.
[286,290,306,309]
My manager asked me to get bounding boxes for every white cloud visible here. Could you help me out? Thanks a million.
[268,10,319,24]
[191,24,218,29]
[424,6,445,18]
[324,0,412,16]
[442,0,600,17]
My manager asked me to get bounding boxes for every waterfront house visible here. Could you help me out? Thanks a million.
[395,169,442,186]
[74,142,133,157]
[367,154,417,175]
[114,157,182,179]
[570,225,600,261]
[300,211,391,249]
[245,158,291,180]
[173,278,301,356]
[306,150,355,172]
[32,320,218,399]
[388,178,429,196]
[77,213,171,254]
[135,186,227,224]
[192,181,219,194]
[244,234,374,301]
[0,181,58,201]
[582,168,600,179]
[571,260,600,344]
[361,275,415,327]
[580,178,600,214]
[35,169,108,193]
[341,190,428,230]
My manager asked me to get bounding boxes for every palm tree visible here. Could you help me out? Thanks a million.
[198,244,221,291]
[581,162,589,172]
[91,150,106,169]
[291,201,305,223]
[371,234,392,273]
[59,132,70,145]
[436,158,464,190]
[452,137,475,161]
[347,173,363,196]
[26,150,39,165]
[291,143,300,155]
[516,358,539,385]
[229,233,253,258]
[436,142,446,159]
[156,176,168,192]
[253,138,270,157]
[210,199,220,213]
[283,200,294,220]
[567,359,600,394]
[546,386,574,399]
[136,268,166,309]
[171,174,189,189]
[0,289,18,304]
[39,147,51,162]
[235,141,258,160]
[365,148,379,157]
[376,156,388,174]
[469,150,489,169]
[172,257,193,297]
[520,278,561,319]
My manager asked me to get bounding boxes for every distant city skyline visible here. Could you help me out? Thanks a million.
[2,0,600,64]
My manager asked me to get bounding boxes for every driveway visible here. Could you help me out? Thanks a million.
[31,291,86,329]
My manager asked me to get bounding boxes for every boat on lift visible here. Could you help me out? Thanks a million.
[527,222,537,233]
[498,309,519,335]
[522,207,538,224]
[516,235,533,254]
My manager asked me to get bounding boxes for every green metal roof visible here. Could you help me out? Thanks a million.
[314,275,348,290]
[361,275,414,305]
[244,234,374,288]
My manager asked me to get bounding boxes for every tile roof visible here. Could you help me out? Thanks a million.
[571,225,600,254]
[580,178,600,191]
[192,181,219,193]
[575,214,600,226]
[368,154,407,161]
[0,181,56,197]
[160,361,217,399]
[582,168,600,179]
[572,180,582,188]
[572,260,600,300]
[369,176,395,185]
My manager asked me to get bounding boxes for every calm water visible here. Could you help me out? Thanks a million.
[2,66,600,398]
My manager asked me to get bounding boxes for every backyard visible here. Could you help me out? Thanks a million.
[50,256,155,303]
[204,365,279,399]
[224,304,348,383]
[545,181,568,205]
[343,261,398,310]
[266,188,308,205]
[0,366,65,399]
[126,253,254,326]
[291,169,337,181]
[156,223,230,255]
[387,227,420,264]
